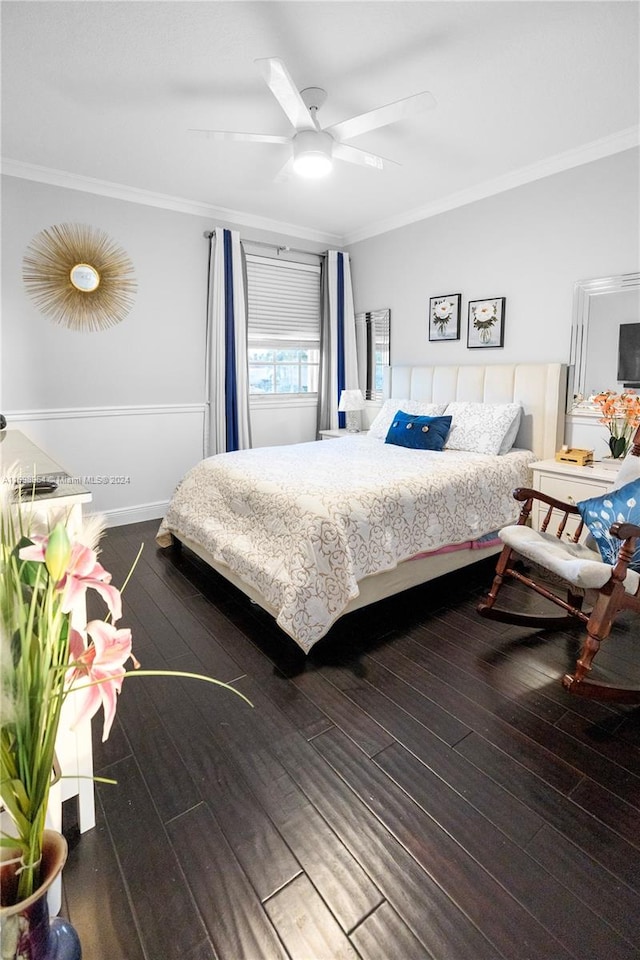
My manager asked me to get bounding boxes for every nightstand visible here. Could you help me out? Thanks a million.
[530,459,616,538]
[319,429,369,440]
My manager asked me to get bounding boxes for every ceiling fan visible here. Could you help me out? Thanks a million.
[190,58,436,180]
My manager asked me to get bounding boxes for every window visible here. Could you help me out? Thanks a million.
[246,255,320,397]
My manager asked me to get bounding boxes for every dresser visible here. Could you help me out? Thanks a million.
[530,458,616,539]
[0,431,95,833]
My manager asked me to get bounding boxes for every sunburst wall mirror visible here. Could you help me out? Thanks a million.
[23,223,137,332]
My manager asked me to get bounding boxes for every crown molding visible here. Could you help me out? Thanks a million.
[4,126,638,249]
[342,127,640,246]
[0,158,341,247]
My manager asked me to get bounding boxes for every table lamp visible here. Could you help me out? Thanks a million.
[338,389,365,433]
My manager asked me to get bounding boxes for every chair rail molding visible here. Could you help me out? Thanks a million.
[6,402,206,421]
[4,405,205,528]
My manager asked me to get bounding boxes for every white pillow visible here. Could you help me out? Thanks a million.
[496,405,523,454]
[368,398,448,440]
[444,401,522,456]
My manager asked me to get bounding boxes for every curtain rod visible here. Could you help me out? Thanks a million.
[203,230,328,257]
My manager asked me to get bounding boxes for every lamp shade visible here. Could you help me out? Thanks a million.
[338,389,365,412]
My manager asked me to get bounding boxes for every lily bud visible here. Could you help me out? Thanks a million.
[44,522,72,583]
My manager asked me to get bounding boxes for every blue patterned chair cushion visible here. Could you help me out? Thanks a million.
[576,478,640,570]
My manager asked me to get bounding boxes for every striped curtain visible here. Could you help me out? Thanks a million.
[317,250,359,433]
[205,228,252,456]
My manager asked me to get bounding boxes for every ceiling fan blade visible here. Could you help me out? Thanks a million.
[254,57,317,132]
[325,91,436,142]
[332,142,399,172]
[189,129,290,144]
[274,157,295,183]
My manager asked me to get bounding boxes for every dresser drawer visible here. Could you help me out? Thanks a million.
[537,473,609,506]
[530,459,615,539]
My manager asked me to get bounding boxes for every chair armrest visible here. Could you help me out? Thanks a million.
[610,521,640,541]
[608,521,640,582]
[512,487,581,514]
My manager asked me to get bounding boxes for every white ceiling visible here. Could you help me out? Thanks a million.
[2,1,638,244]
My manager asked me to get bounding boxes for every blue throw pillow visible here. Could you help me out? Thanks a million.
[385,411,452,451]
[576,478,640,569]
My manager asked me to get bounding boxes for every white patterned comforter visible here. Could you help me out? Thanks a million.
[157,438,534,652]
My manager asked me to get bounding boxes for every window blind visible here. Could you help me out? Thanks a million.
[246,255,321,348]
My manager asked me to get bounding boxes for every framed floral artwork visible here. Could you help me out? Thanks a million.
[428,293,461,341]
[467,297,506,348]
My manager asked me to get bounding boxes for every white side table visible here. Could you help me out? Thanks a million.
[319,429,370,440]
[530,458,615,539]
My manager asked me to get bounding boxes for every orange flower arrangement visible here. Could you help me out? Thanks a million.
[592,390,640,458]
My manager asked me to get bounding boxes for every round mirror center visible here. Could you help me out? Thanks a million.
[70,263,100,292]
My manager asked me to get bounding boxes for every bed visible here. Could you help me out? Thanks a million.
[157,362,566,652]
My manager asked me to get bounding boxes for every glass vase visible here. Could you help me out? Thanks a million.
[0,830,82,959]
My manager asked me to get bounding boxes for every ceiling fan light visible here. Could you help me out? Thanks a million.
[292,129,333,178]
[293,151,333,178]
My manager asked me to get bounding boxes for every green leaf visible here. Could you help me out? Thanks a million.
[12,537,40,587]
[0,835,24,850]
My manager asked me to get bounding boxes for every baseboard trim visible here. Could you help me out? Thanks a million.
[97,500,169,528]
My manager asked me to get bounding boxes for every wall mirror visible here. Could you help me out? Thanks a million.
[568,272,640,413]
[23,223,136,332]
[70,263,101,292]
[355,308,391,401]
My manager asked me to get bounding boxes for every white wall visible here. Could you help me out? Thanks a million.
[4,149,638,521]
[1,175,324,523]
[348,148,640,447]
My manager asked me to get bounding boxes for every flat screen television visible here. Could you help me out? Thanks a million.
[617,322,640,387]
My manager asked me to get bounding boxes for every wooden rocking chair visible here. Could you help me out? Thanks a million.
[478,427,640,703]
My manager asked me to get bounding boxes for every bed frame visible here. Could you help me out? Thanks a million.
[174,362,567,624]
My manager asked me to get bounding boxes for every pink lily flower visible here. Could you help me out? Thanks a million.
[60,543,122,622]
[18,534,49,563]
[19,538,122,622]
[67,621,139,741]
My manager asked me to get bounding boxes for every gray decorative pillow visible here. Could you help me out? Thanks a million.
[368,398,448,440]
[444,401,522,456]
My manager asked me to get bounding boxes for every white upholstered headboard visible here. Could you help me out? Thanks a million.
[384,363,567,461]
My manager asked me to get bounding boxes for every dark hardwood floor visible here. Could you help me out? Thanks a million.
[60,520,640,960]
